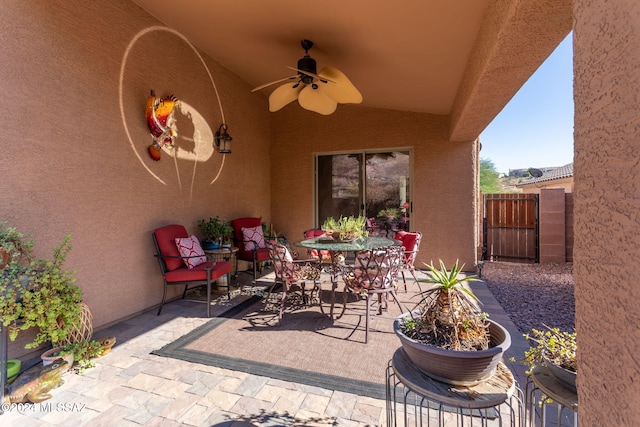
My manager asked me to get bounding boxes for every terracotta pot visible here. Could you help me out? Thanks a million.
[41,347,74,372]
[394,312,511,386]
[0,248,9,269]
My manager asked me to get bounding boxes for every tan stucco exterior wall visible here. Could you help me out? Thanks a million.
[270,107,479,269]
[1,0,272,357]
[574,0,640,424]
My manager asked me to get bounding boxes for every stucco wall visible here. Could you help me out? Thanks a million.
[1,0,271,357]
[574,0,640,424]
[270,107,478,269]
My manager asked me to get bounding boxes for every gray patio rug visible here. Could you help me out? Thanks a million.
[152,275,420,400]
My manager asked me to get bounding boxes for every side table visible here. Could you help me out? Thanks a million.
[525,366,578,427]
[386,348,524,426]
[204,246,239,284]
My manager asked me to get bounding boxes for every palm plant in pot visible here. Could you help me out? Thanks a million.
[394,259,511,385]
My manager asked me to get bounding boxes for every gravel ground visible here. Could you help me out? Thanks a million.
[480,261,575,335]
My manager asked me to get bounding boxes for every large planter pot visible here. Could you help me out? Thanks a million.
[543,353,577,393]
[394,312,511,386]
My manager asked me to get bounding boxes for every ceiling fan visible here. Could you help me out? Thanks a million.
[251,39,362,115]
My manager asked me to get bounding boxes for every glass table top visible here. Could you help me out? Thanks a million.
[296,236,400,252]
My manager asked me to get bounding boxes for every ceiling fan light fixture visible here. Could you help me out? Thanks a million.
[298,85,337,115]
[253,39,362,115]
[269,82,304,112]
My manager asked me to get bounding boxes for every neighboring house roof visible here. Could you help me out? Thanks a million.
[518,163,573,186]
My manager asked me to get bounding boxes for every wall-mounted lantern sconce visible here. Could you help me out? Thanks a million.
[215,124,232,154]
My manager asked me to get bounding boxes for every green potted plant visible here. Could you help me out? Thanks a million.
[520,326,577,392]
[321,215,368,242]
[394,259,511,385]
[0,221,34,270]
[378,207,399,220]
[0,233,84,351]
[55,339,105,374]
[198,216,233,249]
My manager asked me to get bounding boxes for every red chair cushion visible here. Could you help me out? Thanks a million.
[231,217,262,252]
[237,246,270,262]
[164,260,231,283]
[155,224,189,271]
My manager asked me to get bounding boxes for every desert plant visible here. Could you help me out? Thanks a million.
[401,259,489,351]
[521,325,576,374]
[321,215,368,240]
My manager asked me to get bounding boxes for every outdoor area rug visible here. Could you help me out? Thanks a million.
[153,273,423,400]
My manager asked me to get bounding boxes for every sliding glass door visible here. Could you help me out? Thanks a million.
[315,150,411,233]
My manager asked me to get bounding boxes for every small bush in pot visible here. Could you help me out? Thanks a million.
[520,325,577,392]
[394,259,511,385]
[0,233,83,348]
[0,221,34,268]
[198,216,233,247]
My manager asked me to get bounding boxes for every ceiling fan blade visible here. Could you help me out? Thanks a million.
[286,66,337,84]
[269,82,305,112]
[251,75,298,92]
[298,85,337,115]
[317,67,363,104]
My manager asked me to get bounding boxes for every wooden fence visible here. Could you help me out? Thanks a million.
[482,193,539,263]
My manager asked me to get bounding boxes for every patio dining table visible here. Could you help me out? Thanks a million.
[295,236,401,318]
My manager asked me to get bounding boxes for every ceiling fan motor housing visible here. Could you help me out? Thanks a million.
[297,55,317,84]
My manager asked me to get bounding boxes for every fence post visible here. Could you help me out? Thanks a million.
[539,188,566,263]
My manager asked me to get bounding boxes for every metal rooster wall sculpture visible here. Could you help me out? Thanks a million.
[145,89,179,161]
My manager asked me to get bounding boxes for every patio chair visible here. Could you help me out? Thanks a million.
[265,241,321,324]
[231,217,285,282]
[393,230,423,292]
[152,224,232,317]
[338,245,405,343]
[303,228,332,265]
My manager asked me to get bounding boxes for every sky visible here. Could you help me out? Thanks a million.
[479,33,574,175]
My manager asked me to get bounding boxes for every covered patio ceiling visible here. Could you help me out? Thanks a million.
[131,0,572,141]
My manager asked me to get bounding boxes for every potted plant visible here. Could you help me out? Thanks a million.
[520,326,577,392]
[56,339,106,374]
[321,215,368,242]
[394,259,511,385]
[198,216,233,249]
[0,221,34,270]
[0,233,84,351]
[378,207,399,220]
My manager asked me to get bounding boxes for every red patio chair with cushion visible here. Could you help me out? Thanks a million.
[265,241,321,324]
[338,245,405,343]
[231,217,285,282]
[393,230,423,292]
[153,224,231,317]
